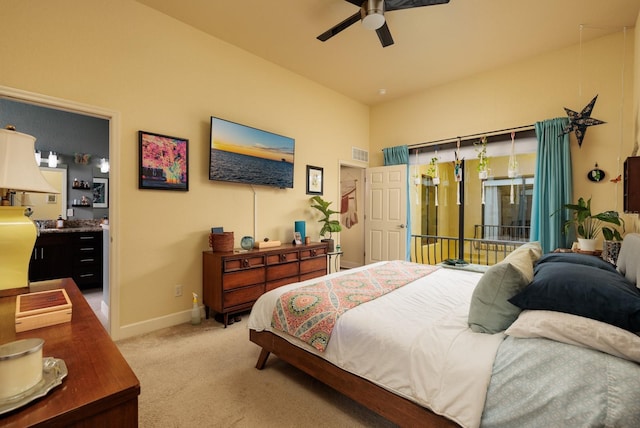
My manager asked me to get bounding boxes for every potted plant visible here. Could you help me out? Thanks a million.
[474,136,489,179]
[310,195,342,252]
[426,157,440,185]
[562,196,624,252]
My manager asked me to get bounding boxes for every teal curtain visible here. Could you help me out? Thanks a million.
[531,118,572,253]
[383,145,409,165]
[383,145,410,260]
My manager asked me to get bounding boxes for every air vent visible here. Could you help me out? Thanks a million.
[352,147,369,163]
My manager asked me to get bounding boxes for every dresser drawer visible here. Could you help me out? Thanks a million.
[266,250,299,265]
[300,246,327,259]
[266,277,297,292]
[222,268,265,290]
[73,268,101,286]
[223,284,265,308]
[73,232,101,241]
[223,255,265,272]
[300,270,325,282]
[266,262,298,282]
[74,246,100,267]
[300,257,327,275]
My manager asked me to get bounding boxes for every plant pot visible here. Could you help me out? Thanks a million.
[432,177,440,185]
[577,238,597,252]
[321,238,334,253]
[602,240,622,265]
[478,170,488,180]
[508,169,518,178]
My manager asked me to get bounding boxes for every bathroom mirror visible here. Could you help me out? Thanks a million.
[19,166,68,220]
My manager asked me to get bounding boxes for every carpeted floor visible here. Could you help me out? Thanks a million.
[116,315,397,427]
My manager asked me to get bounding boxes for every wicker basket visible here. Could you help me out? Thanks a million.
[209,232,234,252]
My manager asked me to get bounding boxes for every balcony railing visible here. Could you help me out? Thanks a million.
[474,224,530,242]
[411,231,529,266]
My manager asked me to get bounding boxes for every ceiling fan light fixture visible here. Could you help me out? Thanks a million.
[361,0,385,30]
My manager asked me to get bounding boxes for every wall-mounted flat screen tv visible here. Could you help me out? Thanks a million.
[209,116,295,189]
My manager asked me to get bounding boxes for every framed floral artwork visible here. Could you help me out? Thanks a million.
[306,165,323,195]
[139,131,189,191]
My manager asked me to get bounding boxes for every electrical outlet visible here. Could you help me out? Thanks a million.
[174,284,183,297]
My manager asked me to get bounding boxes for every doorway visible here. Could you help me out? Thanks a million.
[339,162,365,269]
[0,85,119,336]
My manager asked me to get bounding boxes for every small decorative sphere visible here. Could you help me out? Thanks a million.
[240,236,254,250]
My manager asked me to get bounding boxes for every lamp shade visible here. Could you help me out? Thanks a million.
[0,128,59,194]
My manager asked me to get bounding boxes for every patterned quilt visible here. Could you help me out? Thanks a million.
[271,260,440,351]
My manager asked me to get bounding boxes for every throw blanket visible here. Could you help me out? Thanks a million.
[271,260,439,351]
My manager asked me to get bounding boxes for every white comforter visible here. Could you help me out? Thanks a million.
[248,262,504,428]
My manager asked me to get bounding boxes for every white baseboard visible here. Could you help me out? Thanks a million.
[117,306,204,340]
[101,300,109,319]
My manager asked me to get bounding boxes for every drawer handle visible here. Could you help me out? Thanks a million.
[280,254,286,262]
[311,249,317,256]
[242,259,249,268]
[79,236,95,240]
[80,247,95,251]
[80,258,95,263]
[79,273,94,278]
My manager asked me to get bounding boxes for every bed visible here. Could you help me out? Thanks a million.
[248,236,640,427]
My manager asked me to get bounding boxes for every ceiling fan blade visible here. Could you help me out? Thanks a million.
[375,21,394,47]
[317,12,361,42]
[384,0,449,12]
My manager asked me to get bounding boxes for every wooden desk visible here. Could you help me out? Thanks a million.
[0,278,140,427]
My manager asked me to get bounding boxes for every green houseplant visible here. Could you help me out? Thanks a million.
[426,157,440,185]
[562,196,624,251]
[310,195,342,252]
[474,136,489,179]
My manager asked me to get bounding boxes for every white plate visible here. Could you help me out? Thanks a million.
[0,357,67,415]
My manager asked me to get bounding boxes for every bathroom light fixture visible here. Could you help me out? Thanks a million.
[0,126,58,296]
[47,151,58,168]
[99,158,110,173]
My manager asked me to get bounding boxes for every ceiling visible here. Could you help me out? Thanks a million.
[137,0,640,106]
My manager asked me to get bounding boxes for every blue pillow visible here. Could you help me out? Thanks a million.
[535,252,617,273]
[509,262,640,332]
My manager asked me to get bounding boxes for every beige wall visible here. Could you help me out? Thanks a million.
[0,0,369,338]
[2,2,639,338]
[371,30,636,231]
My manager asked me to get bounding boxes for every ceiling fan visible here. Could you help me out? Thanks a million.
[317,0,450,47]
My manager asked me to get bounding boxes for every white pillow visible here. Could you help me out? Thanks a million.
[505,310,640,364]
[617,233,640,287]
[502,241,541,282]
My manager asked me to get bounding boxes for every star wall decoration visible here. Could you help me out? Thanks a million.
[561,94,606,147]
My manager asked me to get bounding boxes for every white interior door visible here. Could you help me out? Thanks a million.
[365,165,407,264]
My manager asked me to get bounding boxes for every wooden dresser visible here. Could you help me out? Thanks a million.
[0,278,140,427]
[202,242,328,326]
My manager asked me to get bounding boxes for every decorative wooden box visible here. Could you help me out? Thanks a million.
[254,240,281,249]
[15,288,72,332]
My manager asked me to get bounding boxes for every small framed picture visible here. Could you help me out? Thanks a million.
[92,178,108,208]
[139,130,189,191]
[293,231,302,245]
[306,165,323,195]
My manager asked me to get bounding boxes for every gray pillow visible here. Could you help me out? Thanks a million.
[468,262,529,334]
